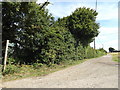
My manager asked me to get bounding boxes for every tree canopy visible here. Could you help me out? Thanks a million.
[109,47,115,52]
[67,7,99,46]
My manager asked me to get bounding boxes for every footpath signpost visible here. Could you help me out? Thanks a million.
[3,40,9,71]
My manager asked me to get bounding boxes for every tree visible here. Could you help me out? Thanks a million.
[2,2,21,59]
[109,47,115,52]
[98,48,107,53]
[2,2,54,64]
[67,7,99,47]
[2,2,105,65]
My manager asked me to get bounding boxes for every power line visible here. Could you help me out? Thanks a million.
[95,39,101,46]
[97,37,104,48]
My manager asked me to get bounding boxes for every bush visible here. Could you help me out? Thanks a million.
[7,58,16,64]
[32,63,43,69]
[2,3,106,66]
[3,64,20,75]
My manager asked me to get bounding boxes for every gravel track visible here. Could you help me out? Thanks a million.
[2,54,118,88]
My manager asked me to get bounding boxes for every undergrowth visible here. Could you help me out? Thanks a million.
[2,54,105,82]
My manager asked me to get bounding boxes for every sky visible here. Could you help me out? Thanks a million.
[37,0,119,52]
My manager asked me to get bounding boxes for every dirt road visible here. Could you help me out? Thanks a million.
[2,54,118,88]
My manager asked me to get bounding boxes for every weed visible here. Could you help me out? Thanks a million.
[3,64,21,75]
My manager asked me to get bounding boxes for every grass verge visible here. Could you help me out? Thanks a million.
[2,55,104,82]
[110,52,120,62]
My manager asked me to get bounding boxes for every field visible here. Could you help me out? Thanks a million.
[110,52,120,62]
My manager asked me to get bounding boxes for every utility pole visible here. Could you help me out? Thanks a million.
[102,44,104,48]
[94,40,96,49]
[94,0,97,50]
[95,0,97,11]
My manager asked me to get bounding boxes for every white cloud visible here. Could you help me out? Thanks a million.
[36,0,47,3]
[47,2,96,18]
[97,3,118,20]
[90,27,118,51]
[98,27,118,35]
[45,0,119,3]
[46,1,118,21]
[104,40,118,51]
[46,4,70,18]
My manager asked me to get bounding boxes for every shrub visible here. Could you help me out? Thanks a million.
[32,63,43,69]
[7,58,16,64]
[3,64,20,75]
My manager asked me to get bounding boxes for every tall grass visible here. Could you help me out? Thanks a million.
[110,52,120,62]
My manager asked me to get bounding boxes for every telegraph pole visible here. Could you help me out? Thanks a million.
[94,0,97,50]
[94,40,96,49]
[95,0,97,11]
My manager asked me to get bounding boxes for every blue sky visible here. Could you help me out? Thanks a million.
[37,0,118,51]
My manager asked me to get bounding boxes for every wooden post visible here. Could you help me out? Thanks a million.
[3,40,9,71]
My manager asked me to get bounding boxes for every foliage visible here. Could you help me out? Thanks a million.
[2,2,54,64]
[98,48,107,53]
[67,7,99,46]
[109,47,115,52]
[2,2,106,67]
[32,63,43,69]
[2,58,88,81]
[3,64,20,75]
[7,58,16,64]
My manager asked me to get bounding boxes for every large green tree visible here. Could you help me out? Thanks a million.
[2,2,54,64]
[2,2,21,59]
[67,7,99,47]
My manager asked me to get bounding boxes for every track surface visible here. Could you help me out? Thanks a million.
[2,54,118,88]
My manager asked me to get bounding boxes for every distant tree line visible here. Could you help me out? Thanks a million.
[2,2,107,65]
[109,47,120,52]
